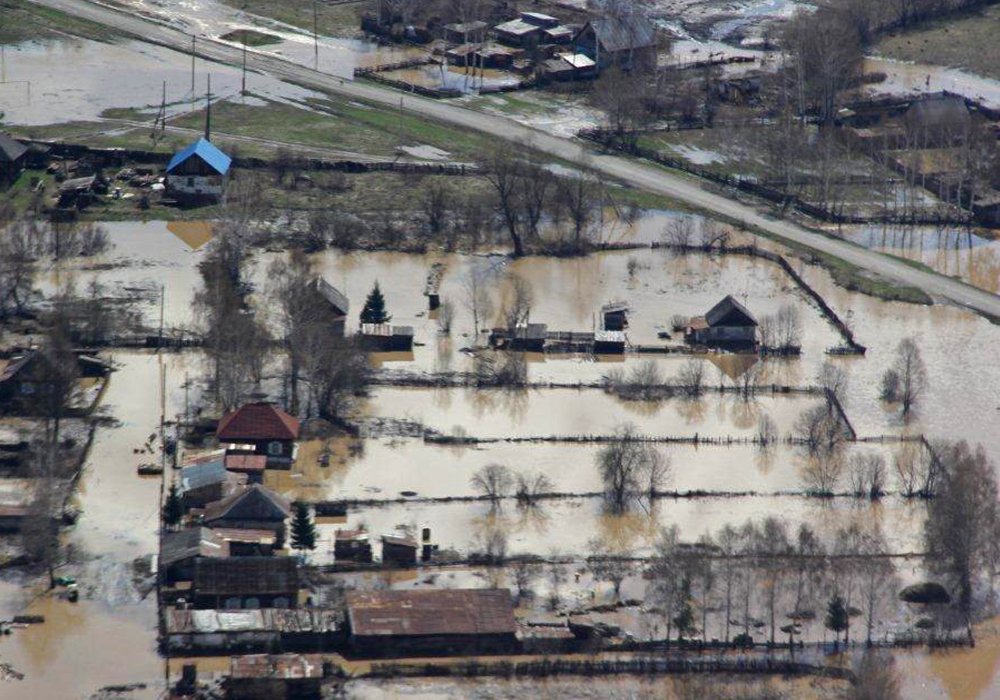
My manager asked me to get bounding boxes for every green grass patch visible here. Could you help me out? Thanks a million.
[219,29,282,47]
[0,0,121,43]
[216,0,364,39]
[874,4,1000,81]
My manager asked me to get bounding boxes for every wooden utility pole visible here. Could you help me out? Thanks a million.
[313,1,319,70]
[190,35,196,95]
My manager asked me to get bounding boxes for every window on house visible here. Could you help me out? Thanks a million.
[187,177,194,187]
[19,382,34,395]
[244,597,260,610]
[224,597,241,609]
[268,441,283,456]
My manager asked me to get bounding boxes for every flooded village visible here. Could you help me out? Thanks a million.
[2,0,1000,698]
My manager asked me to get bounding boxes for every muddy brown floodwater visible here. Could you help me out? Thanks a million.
[0,351,205,698]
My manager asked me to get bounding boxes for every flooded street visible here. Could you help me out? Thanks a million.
[0,38,321,126]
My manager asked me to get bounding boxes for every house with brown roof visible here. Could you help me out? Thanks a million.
[192,556,300,609]
[686,295,758,350]
[197,484,292,544]
[217,402,300,467]
[345,588,517,656]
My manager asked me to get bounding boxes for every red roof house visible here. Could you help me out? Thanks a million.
[217,403,300,467]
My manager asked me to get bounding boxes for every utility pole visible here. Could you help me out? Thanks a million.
[158,284,165,350]
[242,37,248,94]
[313,0,319,71]
[190,34,196,96]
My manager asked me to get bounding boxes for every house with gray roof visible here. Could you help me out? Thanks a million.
[574,14,657,71]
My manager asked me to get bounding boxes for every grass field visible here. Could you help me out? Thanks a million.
[0,0,121,43]
[219,29,282,47]
[218,0,365,39]
[874,3,1000,81]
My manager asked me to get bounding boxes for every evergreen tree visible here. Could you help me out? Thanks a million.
[825,594,849,650]
[163,483,183,528]
[673,577,696,641]
[360,282,391,325]
[290,502,317,551]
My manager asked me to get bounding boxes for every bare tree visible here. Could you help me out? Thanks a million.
[894,441,937,498]
[470,463,514,508]
[756,518,791,644]
[817,361,849,409]
[801,453,845,496]
[716,524,740,644]
[924,441,1000,646]
[501,272,534,336]
[649,525,685,645]
[756,414,779,447]
[480,147,526,257]
[663,216,695,248]
[676,359,705,397]
[301,335,369,421]
[515,471,554,508]
[587,537,632,601]
[461,264,495,339]
[555,173,599,250]
[510,555,542,602]
[847,451,887,500]
[759,304,802,352]
[597,424,664,513]
[794,403,849,455]
[436,299,455,335]
[857,528,895,647]
[881,337,927,418]
[0,218,41,319]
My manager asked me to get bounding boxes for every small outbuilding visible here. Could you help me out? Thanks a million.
[165,137,232,203]
[160,526,229,583]
[381,533,418,566]
[687,295,758,350]
[0,133,28,187]
[179,456,245,508]
[574,15,657,71]
[335,529,373,563]
[601,301,629,331]
[359,324,414,352]
[345,588,517,656]
[443,20,487,44]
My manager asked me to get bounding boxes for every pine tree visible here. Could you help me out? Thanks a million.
[360,282,391,325]
[163,483,183,528]
[825,594,849,650]
[290,502,317,551]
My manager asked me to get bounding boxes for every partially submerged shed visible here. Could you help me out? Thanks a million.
[345,588,517,656]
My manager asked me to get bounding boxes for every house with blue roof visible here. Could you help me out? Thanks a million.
[165,137,232,203]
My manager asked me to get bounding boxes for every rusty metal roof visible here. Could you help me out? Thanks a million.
[166,608,340,634]
[346,588,516,638]
[230,654,325,679]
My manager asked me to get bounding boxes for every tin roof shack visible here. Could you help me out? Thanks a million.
[381,534,418,567]
[225,453,268,484]
[574,15,656,72]
[192,556,299,610]
[217,402,301,467]
[0,133,28,187]
[443,20,487,44]
[165,137,231,204]
[346,588,517,657]
[541,52,596,81]
[601,301,629,331]
[225,654,325,700]
[489,322,547,351]
[594,330,626,354]
[161,527,229,584]
[179,457,246,509]
[335,529,373,564]
[197,484,292,544]
[310,277,349,337]
[165,608,343,653]
[687,295,758,350]
[56,174,104,209]
[494,18,543,47]
[359,324,414,352]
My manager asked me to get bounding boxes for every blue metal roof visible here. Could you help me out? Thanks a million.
[180,459,227,492]
[166,137,232,175]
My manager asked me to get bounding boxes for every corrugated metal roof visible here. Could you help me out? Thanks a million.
[230,654,325,679]
[583,15,656,54]
[167,608,340,634]
[161,527,228,565]
[313,277,349,316]
[200,484,292,523]
[495,19,541,36]
[346,588,516,638]
[166,137,232,175]
[180,459,228,492]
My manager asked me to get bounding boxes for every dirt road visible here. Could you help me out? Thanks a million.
[28,0,1000,318]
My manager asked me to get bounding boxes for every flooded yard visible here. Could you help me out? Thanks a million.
[0,38,320,126]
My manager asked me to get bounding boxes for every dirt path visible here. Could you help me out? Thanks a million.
[28,0,1000,319]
